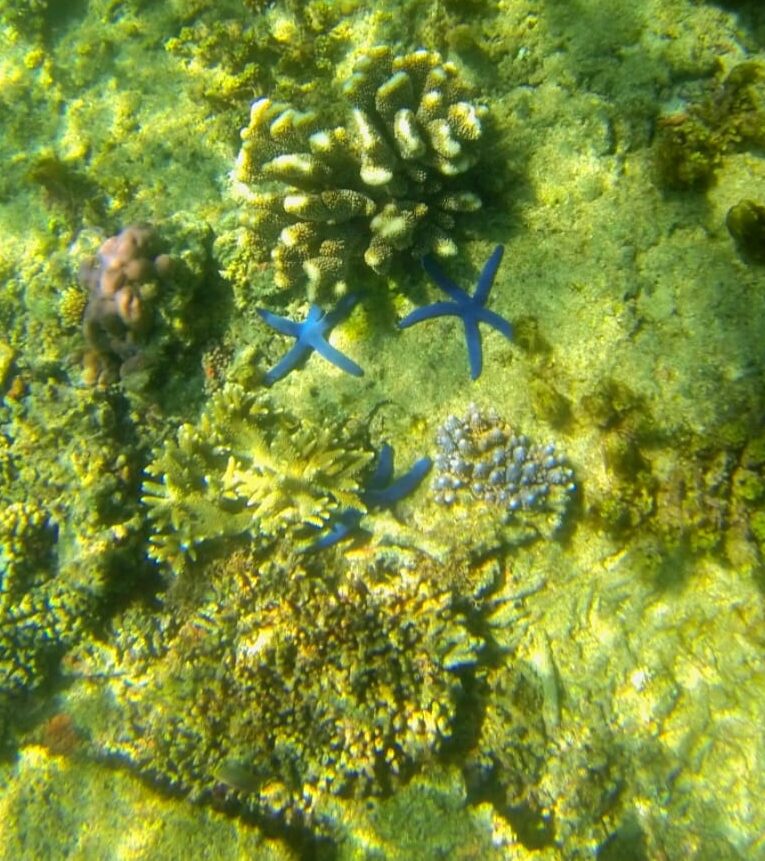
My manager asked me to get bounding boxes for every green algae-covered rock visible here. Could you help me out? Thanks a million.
[0,745,296,861]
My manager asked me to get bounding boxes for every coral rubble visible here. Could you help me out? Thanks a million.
[232,46,486,300]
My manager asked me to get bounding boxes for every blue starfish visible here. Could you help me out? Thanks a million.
[306,443,432,551]
[398,245,512,380]
[257,293,363,385]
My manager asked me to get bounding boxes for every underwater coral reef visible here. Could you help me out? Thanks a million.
[2,1,765,859]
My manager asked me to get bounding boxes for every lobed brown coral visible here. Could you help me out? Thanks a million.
[79,225,171,385]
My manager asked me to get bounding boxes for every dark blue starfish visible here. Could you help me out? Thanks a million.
[398,245,512,380]
[257,293,363,386]
[306,443,432,551]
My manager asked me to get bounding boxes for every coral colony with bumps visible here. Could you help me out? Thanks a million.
[433,404,576,529]
[233,46,487,300]
[79,225,172,385]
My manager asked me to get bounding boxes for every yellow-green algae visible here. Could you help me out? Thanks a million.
[1,0,765,859]
[0,744,296,861]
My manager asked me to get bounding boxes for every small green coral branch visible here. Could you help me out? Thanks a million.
[142,384,371,573]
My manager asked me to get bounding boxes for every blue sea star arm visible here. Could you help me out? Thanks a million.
[421,255,470,303]
[322,292,360,327]
[262,343,310,386]
[463,308,512,380]
[474,307,513,339]
[363,454,432,508]
[307,338,364,377]
[308,295,363,376]
[305,445,432,551]
[399,245,512,380]
[304,508,364,552]
[398,301,462,329]
[463,319,483,381]
[257,295,363,385]
[368,442,394,487]
[256,307,304,338]
[474,244,505,305]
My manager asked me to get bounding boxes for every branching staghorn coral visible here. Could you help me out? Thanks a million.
[142,383,372,573]
[232,46,487,300]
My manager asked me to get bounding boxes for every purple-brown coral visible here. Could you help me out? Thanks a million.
[80,225,171,385]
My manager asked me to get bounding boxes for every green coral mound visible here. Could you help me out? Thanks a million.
[232,46,486,300]
[84,548,485,825]
[142,384,372,573]
[0,501,89,695]
[0,378,145,723]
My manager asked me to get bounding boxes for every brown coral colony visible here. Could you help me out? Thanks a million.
[80,225,171,385]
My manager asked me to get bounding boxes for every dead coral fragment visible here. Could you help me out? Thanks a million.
[142,384,371,573]
[233,46,486,300]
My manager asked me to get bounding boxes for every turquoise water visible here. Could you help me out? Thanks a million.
[1,1,764,858]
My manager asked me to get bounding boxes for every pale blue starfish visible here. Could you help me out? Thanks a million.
[398,245,512,380]
[306,443,432,551]
[257,293,363,385]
